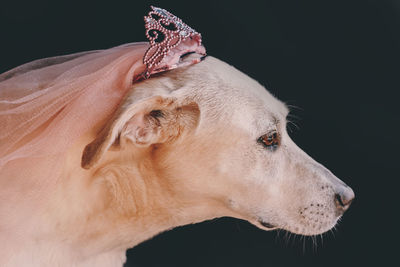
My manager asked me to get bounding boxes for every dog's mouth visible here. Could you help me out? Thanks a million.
[257,220,277,229]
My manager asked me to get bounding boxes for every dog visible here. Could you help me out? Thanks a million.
[1,56,354,266]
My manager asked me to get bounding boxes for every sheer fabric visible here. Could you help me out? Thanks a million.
[0,42,149,170]
[0,40,204,218]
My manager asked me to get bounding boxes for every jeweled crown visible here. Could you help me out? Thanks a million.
[142,6,204,78]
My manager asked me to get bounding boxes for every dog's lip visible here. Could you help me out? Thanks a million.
[258,220,276,229]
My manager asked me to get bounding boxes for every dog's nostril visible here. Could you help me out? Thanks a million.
[334,188,355,213]
[335,193,345,207]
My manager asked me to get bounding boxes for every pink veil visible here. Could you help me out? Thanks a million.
[0,42,158,227]
[0,41,205,226]
[0,42,149,170]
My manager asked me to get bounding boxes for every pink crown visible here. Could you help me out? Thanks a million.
[141,6,206,79]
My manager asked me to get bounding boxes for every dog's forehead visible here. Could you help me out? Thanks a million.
[172,57,289,132]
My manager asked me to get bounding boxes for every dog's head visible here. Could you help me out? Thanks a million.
[81,56,354,236]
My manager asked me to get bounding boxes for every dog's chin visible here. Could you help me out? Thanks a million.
[252,216,340,236]
[280,223,338,236]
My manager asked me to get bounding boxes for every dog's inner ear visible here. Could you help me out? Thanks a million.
[81,96,199,169]
[118,109,162,147]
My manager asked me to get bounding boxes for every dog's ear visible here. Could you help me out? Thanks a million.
[81,96,199,169]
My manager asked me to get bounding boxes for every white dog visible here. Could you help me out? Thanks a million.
[1,56,354,267]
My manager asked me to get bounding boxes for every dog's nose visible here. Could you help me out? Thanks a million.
[334,186,355,214]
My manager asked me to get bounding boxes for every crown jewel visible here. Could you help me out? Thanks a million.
[141,6,205,79]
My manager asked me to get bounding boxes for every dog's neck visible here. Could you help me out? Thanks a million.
[13,143,226,267]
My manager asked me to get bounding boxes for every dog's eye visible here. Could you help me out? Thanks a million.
[258,132,280,151]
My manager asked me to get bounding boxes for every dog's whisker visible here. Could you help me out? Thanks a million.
[312,235,317,252]
[286,113,302,120]
[329,228,336,238]
[286,103,304,111]
[275,229,282,243]
[287,119,300,131]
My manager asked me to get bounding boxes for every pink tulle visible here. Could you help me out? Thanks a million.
[0,43,156,226]
[0,42,150,170]
[0,41,205,222]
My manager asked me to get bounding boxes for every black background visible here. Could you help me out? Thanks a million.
[1,0,399,266]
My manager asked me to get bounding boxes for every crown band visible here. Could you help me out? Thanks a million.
[139,6,206,80]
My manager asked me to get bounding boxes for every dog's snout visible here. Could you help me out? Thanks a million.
[334,186,355,214]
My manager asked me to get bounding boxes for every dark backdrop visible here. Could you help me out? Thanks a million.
[1,0,399,266]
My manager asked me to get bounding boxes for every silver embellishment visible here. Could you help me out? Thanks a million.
[142,6,203,78]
